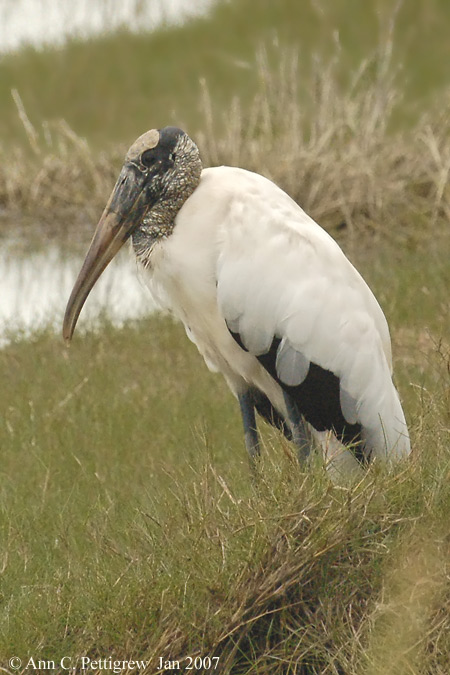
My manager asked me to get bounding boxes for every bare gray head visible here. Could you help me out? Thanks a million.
[129,127,203,263]
[63,126,202,341]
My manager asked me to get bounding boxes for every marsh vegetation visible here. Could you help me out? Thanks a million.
[0,1,449,672]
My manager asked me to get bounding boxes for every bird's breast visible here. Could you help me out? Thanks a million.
[138,226,282,407]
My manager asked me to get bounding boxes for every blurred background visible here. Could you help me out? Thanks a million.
[1,0,449,365]
[1,0,450,147]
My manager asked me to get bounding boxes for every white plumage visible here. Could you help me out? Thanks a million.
[145,166,410,465]
[63,127,410,475]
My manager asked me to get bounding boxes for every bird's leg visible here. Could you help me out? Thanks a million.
[282,391,311,463]
[238,390,261,469]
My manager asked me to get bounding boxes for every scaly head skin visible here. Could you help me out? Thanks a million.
[62,127,202,341]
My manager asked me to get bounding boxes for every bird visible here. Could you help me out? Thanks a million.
[63,126,410,475]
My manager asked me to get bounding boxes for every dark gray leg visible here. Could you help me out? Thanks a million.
[238,390,260,464]
[283,391,311,463]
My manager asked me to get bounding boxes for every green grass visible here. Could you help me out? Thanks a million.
[0,234,448,672]
[1,0,450,150]
[1,0,449,670]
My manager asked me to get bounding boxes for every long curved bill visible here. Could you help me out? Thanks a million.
[63,164,149,342]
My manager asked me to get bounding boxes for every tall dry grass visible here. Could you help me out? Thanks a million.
[1,46,449,242]
[198,46,450,240]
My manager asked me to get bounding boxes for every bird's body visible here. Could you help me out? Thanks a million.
[137,167,289,410]
[63,127,410,474]
[136,165,409,466]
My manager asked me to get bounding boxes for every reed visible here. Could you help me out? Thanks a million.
[1,46,449,247]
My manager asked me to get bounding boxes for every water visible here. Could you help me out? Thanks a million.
[0,240,154,346]
[0,0,215,344]
[0,0,216,53]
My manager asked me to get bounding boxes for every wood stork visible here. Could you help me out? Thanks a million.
[63,127,410,474]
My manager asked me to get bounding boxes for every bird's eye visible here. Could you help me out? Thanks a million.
[141,149,156,168]
[169,152,176,162]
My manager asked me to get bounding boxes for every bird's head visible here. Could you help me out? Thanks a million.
[62,126,202,342]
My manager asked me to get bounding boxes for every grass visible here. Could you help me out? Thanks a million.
[0,232,448,671]
[1,2,449,244]
[1,0,450,150]
[1,44,450,246]
[0,0,449,671]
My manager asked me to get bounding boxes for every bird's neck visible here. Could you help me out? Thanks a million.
[132,155,203,268]
[131,204,172,266]
[132,191,189,268]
